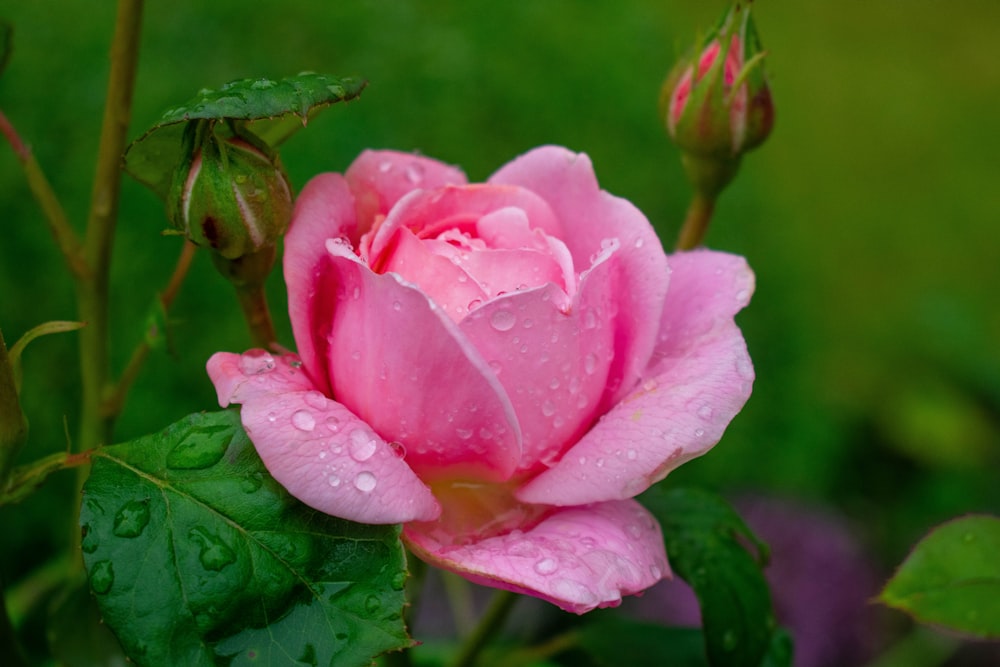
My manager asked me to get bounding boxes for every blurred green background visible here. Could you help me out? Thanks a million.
[2,0,999,663]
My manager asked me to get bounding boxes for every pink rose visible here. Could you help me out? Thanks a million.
[207,146,754,613]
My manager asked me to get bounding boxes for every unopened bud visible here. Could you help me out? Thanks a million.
[167,121,292,260]
[661,2,773,195]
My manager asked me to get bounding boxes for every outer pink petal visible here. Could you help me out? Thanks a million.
[516,250,754,506]
[403,499,669,614]
[345,150,467,235]
[207,352,441,524]
[284,173,358,395]
[323,241,522,484]
[489,146,669,410]
[457,242,619,476]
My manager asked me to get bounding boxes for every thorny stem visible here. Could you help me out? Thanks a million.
[448,589,519,667]
[103,240,197,417]
[0,111,89,279]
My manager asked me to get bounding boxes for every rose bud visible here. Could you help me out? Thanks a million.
[207,146,755,614]
[660,2,774,196]
[166,120,293,260]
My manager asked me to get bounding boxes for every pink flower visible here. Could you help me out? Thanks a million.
[207,146,755,613]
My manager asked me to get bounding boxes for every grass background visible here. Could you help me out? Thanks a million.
[2,1,999,663]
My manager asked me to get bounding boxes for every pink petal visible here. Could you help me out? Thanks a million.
[516,250,754,506]
[368,184,563,266]
[284,173,359,395]
[345,150,467,236]
[489,146,669,410]
[207,352,441,524]
[404,499,669,614]
[380,228,487,322]
[457,248,619,475]
[323,241,522,484]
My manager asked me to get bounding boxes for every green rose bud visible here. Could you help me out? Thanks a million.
[660,2,773,198]
[167,120,292,260]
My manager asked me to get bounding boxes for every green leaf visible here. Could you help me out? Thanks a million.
[578,615,708,667]
[124,72,366,198]
[879,514,1000,639]
[80,410,410,667]
[640,487,778,667]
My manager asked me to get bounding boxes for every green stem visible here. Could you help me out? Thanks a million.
[103,240,197,418]
[73,0,145,553]
[675,190,716,251]
[76,0,144,452]
[0,110,89,279]
[0,328,29,491]
[235,283,278,348]
[448,589,519,667]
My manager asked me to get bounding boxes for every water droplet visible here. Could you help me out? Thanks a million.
[583,309,598,330]
[534,557,558,575]
[736,288,751,304]
[626,449,638,461]
[325,415,341,432]
[634,237,645,249]
[365,595,382,613]
[488,360,503,375]
[354,471,377,493]
[349,429,377,462]
[964,532,976,543]
[541,400,556,417]
[694,428,705,438]
[189,527,236,571]
[350,350,361,361]
[303,390,327,410]
[166,430,229,470]
[489,309,517,332]
[81,524,99,553]
[392,300,402,311]
[722,630,738,651]
[389,441,407,458]
[626,523,643,538]
[456,427,473,440]
[378,161,393,173]
[239,349,276,375]
[468,298,483,311]
[267,411,278,423]
[697,404,714,420]
[292,410,316,432]
[113,499,151,538]
[650,565,663,580]
[327,474,341,487]
[391,571,408,590]
[90,560,114,594]
[595,457,605,468]
[352,286,361,300]
[405,162,424,184]
[584,353,598,375]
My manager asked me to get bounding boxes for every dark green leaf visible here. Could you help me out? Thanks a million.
[81,410,410,667]
[880,514,1000,638]
[578,615,708,667]
[758,628,793,667]
[47,576,129,667]
[640,487,778,667]
[124,73,366,198]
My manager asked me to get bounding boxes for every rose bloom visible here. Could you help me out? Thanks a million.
[208,146,754,613]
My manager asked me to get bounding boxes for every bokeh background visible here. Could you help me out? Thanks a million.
[2,1,999,665]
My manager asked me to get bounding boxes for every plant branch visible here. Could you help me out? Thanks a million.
[675,190,716,251]
[103,240,197,418]
[0,328,28,489]
[76,0,144,453]
[0,109,89,279]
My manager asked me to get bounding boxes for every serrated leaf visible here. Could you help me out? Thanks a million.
[124,73,366,198]
[640,487,778,667]
[879,514,1000,639]
[579,615,708,667]
[80,410,410,667]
